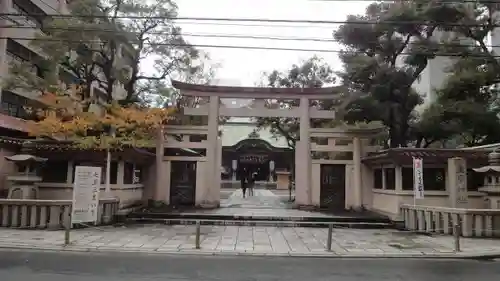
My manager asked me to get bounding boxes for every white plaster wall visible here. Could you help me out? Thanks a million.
[294,141,308,205]
[142,165,156,202]
[311,163,321,206]
[371,190,487,220]
[37,185,144,208]
[361,164,373,209]
[110,188,143,207]
[153,161,170,203]
[214,138,222,203]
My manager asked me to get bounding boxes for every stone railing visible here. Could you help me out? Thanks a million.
[0,198,119,229]
[401,204,500,237]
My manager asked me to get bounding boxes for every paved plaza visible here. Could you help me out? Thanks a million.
[1,190,499,258]
[220,189,290,208]
[191,189,384,221]
[1,224,500,258]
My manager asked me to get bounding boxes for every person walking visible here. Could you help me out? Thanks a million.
[248,171,257,196]
[239,167,248,198]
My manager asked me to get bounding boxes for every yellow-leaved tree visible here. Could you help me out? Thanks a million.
[26,85,174,148]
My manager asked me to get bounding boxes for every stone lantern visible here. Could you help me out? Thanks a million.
[4,154,47,199]
[473,149,500,209]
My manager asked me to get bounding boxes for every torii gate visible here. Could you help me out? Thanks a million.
[154,80,381,209]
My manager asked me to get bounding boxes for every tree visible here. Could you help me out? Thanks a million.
[335,1,466,147]
[26,85,174,148]
[151,54,220,108]
[415,1,500,147]
[5,0,200,105]
[255,56,337,148]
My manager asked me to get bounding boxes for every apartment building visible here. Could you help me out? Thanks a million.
[411,30,458,111]
[0,0,67,122]
[0,0,133,129]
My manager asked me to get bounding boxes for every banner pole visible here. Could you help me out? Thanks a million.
[413,157,416,206]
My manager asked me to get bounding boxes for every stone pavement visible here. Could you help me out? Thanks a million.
[220,189,288,209]
[196,189,385,222]
[1,225,500,258]
[207,189,342,219]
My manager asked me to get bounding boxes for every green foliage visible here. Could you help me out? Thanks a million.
[334,1,458,147]
[415,1,500,147]
[3,0,205,105]
[255,56,337,148]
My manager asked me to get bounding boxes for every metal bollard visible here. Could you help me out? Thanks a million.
[64,224,71,246]
[195,221,201,249]
[453,223,461,252]
[326,224,333,251]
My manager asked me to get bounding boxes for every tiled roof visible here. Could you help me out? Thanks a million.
[0,136,155,153]
[0,113,29,132]
[362,148,489,165]
[221,118,289,148]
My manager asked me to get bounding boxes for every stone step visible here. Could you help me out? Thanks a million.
[128,211,390,223]
[126,210,393,229]
[125,218,394,229]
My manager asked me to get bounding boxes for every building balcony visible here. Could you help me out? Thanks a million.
[29,0,62,14]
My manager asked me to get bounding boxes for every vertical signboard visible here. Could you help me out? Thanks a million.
[71,166,102,224]
[456,158,468,204]
[449,157,468,208]
[413,157,424,200]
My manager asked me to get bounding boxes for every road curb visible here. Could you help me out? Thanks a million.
[1,244,499,260]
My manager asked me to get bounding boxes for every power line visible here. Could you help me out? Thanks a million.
[5,36,500,58]
[3,25,500,49]
[0,12,495,27]
[0,25,339,42]
[309,0,499,2]
[177,21,338,29]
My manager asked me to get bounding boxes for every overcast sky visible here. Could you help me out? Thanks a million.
[173,0,368,86]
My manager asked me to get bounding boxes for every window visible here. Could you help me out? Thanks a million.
[124,162,134,184]
[106,161,118,184]
[12,0,48,30]
[467,169,483,191]
[41,161,68,183]
[1,90,28,118]
[72,161,117,184]
[374,169,382,189]
[402,167,446,191]
[423,168,446,191]
[124,162,143,184]
[402,168,413,190]
[6,39,46,78]
[384,168,395,190]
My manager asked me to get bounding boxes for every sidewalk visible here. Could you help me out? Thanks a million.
[1,225,500,258]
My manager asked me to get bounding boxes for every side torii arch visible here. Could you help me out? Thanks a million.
[154,80,382,209]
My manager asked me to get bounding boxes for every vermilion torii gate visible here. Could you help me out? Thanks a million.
[153,80,382,209]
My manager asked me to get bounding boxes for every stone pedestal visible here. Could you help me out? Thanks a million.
[7,175,41,199]
[8,185,38,199]
[487,196,500,209]
[276,171,290,190]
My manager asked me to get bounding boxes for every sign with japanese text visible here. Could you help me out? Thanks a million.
[71,166,102,224]
[413,157,424,199]
[455,158,468,204]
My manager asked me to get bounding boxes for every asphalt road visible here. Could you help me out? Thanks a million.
[0,249,499,281]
